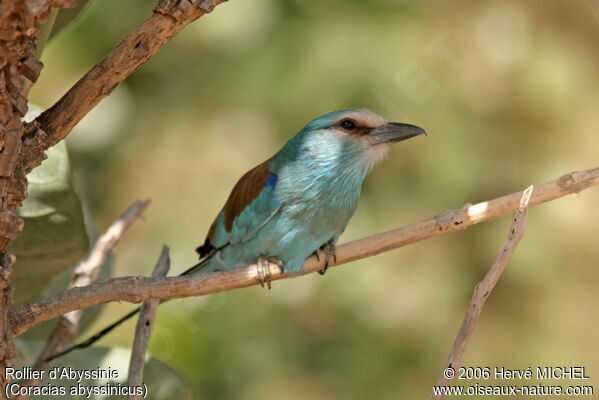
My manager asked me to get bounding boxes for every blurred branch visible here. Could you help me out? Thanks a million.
[127,246,170,400]
[429,186,534,400]
[70,200,150,286]
[14,201,149,399]
[9,166,599,337]
[22,0,227,172]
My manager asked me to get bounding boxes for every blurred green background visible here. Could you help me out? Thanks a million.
[22,0,599,398]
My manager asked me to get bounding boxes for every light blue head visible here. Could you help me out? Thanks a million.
[275,108,426,175]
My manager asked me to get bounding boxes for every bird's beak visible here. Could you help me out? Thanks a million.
[369,122,426,145]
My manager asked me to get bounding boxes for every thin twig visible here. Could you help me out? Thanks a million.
[14,201,149,399]
[429,186,534,400]
[127,246,170,399]
[8,167,599,337]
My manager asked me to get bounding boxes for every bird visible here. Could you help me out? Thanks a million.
[47,108,425,360]
[192,108,426,285]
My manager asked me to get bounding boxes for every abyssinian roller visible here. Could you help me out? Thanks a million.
[193,108,426,285]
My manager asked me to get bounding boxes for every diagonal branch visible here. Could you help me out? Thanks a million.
[8,166,599,337]
[21,0,228,172]
[429,186,534,400]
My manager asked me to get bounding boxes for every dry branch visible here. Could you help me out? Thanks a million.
[429,186,534,400]
[22,0,228,171]
[8,166,599,337]
[14,201,149,399]
[127,246,170,400]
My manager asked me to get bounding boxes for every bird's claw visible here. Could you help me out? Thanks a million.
[317,241,337,275]
[256,257,283,289]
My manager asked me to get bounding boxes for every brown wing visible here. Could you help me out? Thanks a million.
[196,160,273,257]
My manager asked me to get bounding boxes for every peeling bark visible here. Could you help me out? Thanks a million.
[0,1,76,394]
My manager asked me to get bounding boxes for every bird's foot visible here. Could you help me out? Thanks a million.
[317,241,337,275]
[256,256,283,290]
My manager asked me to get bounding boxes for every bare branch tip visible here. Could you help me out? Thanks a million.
[156,246,171,274]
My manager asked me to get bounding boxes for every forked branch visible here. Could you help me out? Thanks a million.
[429,186,534,400]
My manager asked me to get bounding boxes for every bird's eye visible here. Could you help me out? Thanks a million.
[340,119,356,130]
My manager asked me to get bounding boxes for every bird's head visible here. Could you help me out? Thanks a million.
[300,108,426,171]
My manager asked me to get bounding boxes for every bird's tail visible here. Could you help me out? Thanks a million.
[45,253,216,362]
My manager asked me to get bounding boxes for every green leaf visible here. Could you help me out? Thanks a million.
[36,9,58,58]
[11,105,110,340]
[36,1,92,58]
[11,140,89,307]
[49,0,93,41]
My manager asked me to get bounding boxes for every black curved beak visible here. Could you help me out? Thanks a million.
[370,122,426,145]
